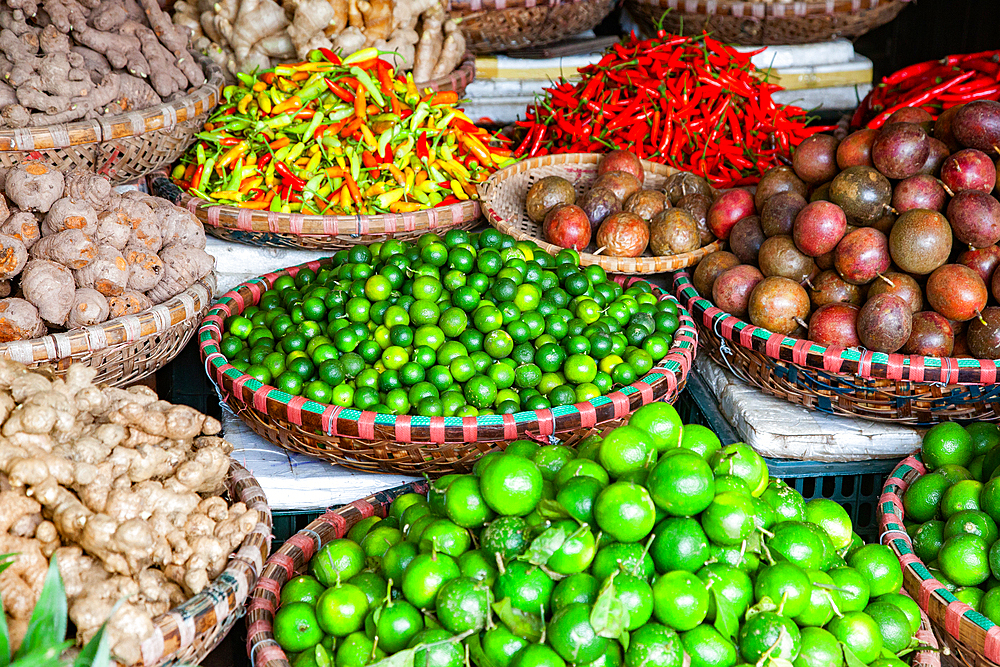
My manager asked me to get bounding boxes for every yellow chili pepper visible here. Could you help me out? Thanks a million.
[258,92,272,114]
[306,152,322,173]
[212,190,243,201]
[340,185,352,211]
[240,177,262,193]
[390,201,422,213]
[218,142,247,169]
[343,48,378,65]
[237,93,253,115]
[253,81,267,92]
[450,179,469,200]
[377,189,405,208]
[286,142,306,162]
[360,124,377,148]
[365,182,387,198]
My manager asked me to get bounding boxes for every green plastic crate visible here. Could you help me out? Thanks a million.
[272,509,325,550]
[677,370,900,540]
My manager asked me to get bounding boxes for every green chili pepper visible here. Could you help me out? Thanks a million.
[349,66,386,107]
[236,72,256,87]
[303,174,324,201]
[227,158,243,191]
[223,85,240,103]
[274,145,292,162]
[303,112,324,143]
[270,192,283,212]
[329,107,355,122]
[429,164,446,183]
[286,142,305,163]
[196,143,206,165]
[348,151,360,182]
[409,102,430,132]
[411,187,430,205]
[258,113,294,130]
[377,130,394,158]
[199,158,215,191]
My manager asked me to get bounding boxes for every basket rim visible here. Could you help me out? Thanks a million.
[878,454,1000,666]
[246,481,426,667]
[0,273,215,365]
[449,0,608,14]
[198,258,697,445]
[0,51,224,152]
[136,459,272,667]
[625,0,901,14]
[419,52,476,93]
[479,153,726,275]
[672,269,1000,386]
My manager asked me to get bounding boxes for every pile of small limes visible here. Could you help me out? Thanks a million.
[218,229,682,416]
[903,421,1000,620]
[271,403,920,667]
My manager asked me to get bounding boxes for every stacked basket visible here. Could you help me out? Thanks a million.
[450,0,616,53]
[672,269,1000,426]
[198,263,696,475]
[625,0,910,45]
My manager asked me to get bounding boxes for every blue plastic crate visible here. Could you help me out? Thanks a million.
[677,370,900,540]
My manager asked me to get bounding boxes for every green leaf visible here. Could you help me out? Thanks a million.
[0,554,15,577]
[536,499,569,521]
[314,644,334,667]
[842,643,867,667]
[14,557,66,661]
[745,596,778,620]
[520,525,570,567]
[366,648,415,667]
[618,631,629,654]
[590,576,629,640]
[10,641,73,667]
[492,599,542,642]
[74,598,127,667]
[0,589,9,667]
[467,634,499,667]
[711,588,738,640]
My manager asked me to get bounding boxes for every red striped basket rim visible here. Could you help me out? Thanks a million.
[199,260,697,444]
[673,269,1000,385]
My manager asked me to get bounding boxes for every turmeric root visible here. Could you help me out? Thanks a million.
[5,163,64,213]
[0,212,40,249]
[42,197,99,236]
[146,245,213,303]
[74,245,129,296]
[66,287,109,328]
[107,290,152,317]
[0,233,27,280]
[0,298,45,342]
[29,228,98,270]
[20,259,76,326]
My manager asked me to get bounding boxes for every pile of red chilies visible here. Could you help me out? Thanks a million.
[853,50,1000,129]
[514,31,826,187]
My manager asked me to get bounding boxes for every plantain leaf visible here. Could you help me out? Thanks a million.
[520,525,570,567]
[14,557,66,661]
[590,576,629,640]
[492,599,542,642]
[711,588,738,640]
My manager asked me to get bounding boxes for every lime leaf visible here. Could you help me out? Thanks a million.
[15,557,66,661]
[521,525,570,566]
[711,588,738,640]
[366,648,415,667]
[537,499,569,521]
[842,643,867,667]
[591,576,629,639]
[467,634,499,667]
[619,631,630,653]
[745,596,778,620]
[492,599,543,642]
[769,659,794,667]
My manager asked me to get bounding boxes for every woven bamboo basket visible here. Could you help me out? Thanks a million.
[450,0,615,53]
[0,273,215,387]
[479,153,725,275]
[127,460,272,667]
[198,261,697,475]
[248,479,942,667]
[880,455,998,667]
[0,53,223,185]
[625,0,910,45]
[672,268,1000,426]
[419,51,477,97]
[149,174,481,250]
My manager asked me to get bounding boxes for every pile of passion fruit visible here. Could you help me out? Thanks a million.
[526,151,716,258]
[694,100,1000,359]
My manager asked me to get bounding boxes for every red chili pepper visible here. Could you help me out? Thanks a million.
[275,162,306,190]
[416,133,430,161]
[218,136,241,146]
[324,78,355,104]
[258,153,273,169]
[318,48,340,65]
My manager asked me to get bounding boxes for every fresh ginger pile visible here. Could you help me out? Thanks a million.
[173,0,465,82]
[0,162,214,342]
[0,0,206,127]
[0,361,258,665]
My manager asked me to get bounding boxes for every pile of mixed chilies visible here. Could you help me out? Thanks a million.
[854,50,1000,128]
[172,48,510,214]
[517,31,827,187]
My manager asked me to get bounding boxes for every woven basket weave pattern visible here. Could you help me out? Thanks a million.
[0,53,224,185]
[880,456,999,667]
[480,153,725,275]
[673,269,1000,426]
[198,263,696,474]
[127,461,272,667]
[450,0,615,53]
[0,274,215,388]
[626,0,908,45]
[247,481,427,667]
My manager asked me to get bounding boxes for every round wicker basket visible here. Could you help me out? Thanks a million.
[419,52,477,97]
[880,455,997,667]
[150,174,481,250]
[625,0,909,46]
[0,274,215,388]
[0,53,224,185]
[198,263,697,475]
[672,269,1000,426]
[450,0,615,53]
[129,460,272,667]
[248,478,942,667]
[479,153,725,275]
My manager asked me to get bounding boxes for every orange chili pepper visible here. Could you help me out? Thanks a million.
[291,71,310,81]
[313,124,328,140]
[355,86,367,121]
[269,136,290,150]
[341,117,364,137]
[295,109,315,120]
[272,95,302,116]
[261,72,275,84]
[387,164,405,186]
[344,173,363,206]
[423,91,459,105]
[183,163,197,181]
[238,201,271,209]
[325,166,346,178]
